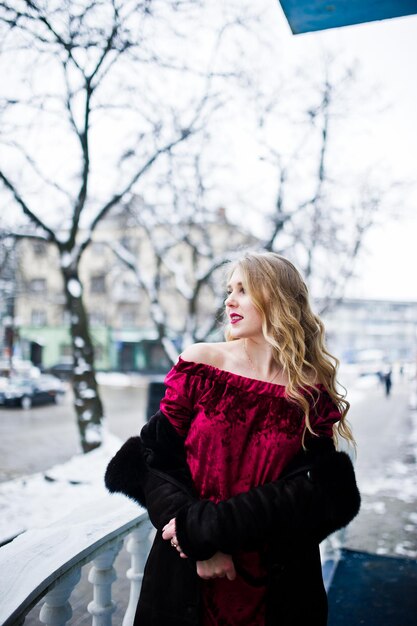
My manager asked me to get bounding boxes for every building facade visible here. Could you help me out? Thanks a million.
[11,210,257,373]
[6,212,416,374]
[321,297,417,366]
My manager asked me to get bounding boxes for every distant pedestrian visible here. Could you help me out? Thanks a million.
[384,370,392,397]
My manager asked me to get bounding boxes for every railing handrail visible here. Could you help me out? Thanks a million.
[0,494,147,626]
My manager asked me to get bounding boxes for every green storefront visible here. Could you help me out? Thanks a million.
[18,325,171,373]
[18,326,112,371]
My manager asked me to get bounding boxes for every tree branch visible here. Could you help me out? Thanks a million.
[22,0,83,70]
[305,79,331,279]
[6,140,73,203]
[76,127,197,260]
[0,171,57,243]
[68,81,92,249]
[264,166,289,251]
[0,231,50,243]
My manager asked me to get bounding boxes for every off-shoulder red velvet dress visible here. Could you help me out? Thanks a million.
[160,357,341,626]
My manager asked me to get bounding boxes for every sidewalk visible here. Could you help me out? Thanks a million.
[344,377,417,558]
[327,376,417,626]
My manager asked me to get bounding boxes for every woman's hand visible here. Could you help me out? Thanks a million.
[162,518,187,558]
[196,552,236,581]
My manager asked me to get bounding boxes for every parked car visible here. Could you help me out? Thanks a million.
[0,375,66,409]
[44,358,74,380]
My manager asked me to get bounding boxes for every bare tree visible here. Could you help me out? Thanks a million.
[0,0,246,451]
[249,60,399,311]
[105,138,259,362]
[0,235,18,367]
[108,199,257,363]
[104,60,391,353]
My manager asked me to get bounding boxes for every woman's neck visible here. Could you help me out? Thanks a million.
[242,338,280,383]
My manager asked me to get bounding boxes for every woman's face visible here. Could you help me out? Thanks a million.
[225,267,263,339]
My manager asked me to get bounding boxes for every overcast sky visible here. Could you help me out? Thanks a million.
[2,5,416,302]
[277,11,417,302]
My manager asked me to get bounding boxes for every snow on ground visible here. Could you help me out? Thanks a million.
[96,372,132,387]
[356,396,417,558]
[0,431,122,545]
[96,371,151,387]
[360,404,417,504]
[360,463,417,503]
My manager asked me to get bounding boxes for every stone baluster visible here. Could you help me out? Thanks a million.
[122,521,154,626]
[87,540,123,626]
[39,568,81,626]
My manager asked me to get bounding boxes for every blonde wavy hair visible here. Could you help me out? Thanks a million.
[225,251,355,448]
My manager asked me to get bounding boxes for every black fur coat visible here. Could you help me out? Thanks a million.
[105,410,360,626]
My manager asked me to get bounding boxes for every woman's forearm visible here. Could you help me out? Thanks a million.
[175,447,360,561]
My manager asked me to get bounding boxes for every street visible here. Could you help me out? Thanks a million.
[0,382,148,483]
[344,375,417,558]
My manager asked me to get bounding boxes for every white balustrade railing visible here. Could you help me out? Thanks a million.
[0,495,153,626]
[39,568,82,626]
[0,492,342,625]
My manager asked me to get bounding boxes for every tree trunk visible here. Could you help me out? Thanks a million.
[62,266,104,453]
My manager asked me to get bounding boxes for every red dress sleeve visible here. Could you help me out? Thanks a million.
[159,360,199,437]
[309,389,342,438]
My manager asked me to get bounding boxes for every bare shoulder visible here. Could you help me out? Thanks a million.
[180,342,230,369]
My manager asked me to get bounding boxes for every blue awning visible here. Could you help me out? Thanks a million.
[278,0,417,34]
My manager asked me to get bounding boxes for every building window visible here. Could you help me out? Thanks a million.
[61,309,71,326]
[59,344,72,357]
[90,274,106,294]
[30,278,47,294]
[121,310,137,327]
[89,312,106,326]
[93,344,103,362]
[33,242,47,257]
[31,309,47,326]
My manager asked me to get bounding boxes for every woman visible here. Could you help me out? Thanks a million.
[105,251,360,626]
